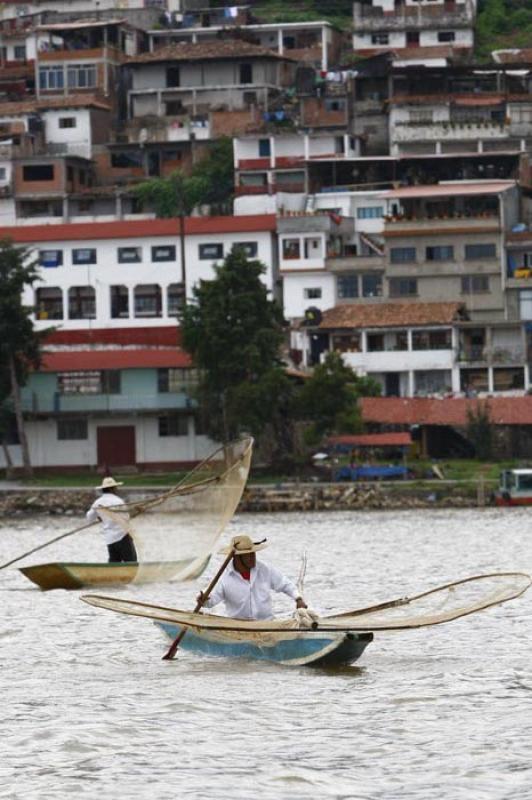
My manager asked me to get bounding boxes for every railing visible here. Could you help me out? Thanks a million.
[457,347,525,364]
[21,391,192,414]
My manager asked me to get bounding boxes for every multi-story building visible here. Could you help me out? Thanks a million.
[352,0,476,63]
[2,214,277,327]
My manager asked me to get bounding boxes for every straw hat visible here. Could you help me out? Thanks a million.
[220,535,268,555]
[96,477,124,490]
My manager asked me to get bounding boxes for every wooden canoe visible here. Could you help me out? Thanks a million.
[155,622,373,667]
[20,558,208,591]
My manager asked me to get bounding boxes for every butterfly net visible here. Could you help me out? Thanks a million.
[83,572,530,636]
[98,436,253,584]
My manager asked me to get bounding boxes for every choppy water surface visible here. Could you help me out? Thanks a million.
[1,508,532,800]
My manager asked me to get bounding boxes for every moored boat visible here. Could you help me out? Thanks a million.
[19,558,208,591]
[495,469,532,506]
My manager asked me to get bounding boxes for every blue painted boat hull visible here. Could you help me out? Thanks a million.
[156,622,373,667]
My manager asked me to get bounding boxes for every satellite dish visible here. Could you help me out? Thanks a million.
[304,306,322,325]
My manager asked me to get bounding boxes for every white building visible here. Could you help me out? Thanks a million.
[3,215,278,329]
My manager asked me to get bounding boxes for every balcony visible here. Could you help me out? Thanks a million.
[456,347,525,365]
[354,3,473,31]
[326,254,385,271]
[278,213,354,236]
[385,214,501,232]
[21,391,190,415]
[393,120,509,144]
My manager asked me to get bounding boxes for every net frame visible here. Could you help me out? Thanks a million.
[98,436,253,583]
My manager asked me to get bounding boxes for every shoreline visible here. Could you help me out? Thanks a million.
[0,481,494,515]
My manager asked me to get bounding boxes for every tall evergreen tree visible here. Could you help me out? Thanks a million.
[181,247,287,444]
[0,239,49,476]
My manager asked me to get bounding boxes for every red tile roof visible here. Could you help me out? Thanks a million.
[44,326,181,347]
[326,433,412,447]
[2,215,277,243]
[128,40,292,64]
[40,348,191,372]
[0,94,113,115]
[360,396,532,426]
[319,302,466,329]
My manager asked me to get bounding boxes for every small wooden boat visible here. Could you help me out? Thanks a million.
[495,469,532,506]
[20,558,208,591]
[155,621,374,667]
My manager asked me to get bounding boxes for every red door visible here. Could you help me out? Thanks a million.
[97,426,136,469]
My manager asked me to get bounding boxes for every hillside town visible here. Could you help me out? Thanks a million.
[1,0,532,470]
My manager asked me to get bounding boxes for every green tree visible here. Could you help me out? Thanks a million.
[181,247,287,444]
[191,137,234,213]
[0,239,49,476]
[134,170,208,305]
[466,400,493,460]
[296,351,381,444]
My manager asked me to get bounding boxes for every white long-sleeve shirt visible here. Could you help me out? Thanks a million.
[203,560,299,620]
[86,493,128,546]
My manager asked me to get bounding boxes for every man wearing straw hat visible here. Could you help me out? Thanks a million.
[86,477,137,563]
[197,534,307,620]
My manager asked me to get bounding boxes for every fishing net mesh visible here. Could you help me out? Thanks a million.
[98,437,253,583]
[83,572,531,637]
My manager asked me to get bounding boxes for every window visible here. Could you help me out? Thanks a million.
[151,245,176,262]
[357,206,383,219]
[331,334,361,353]
[167,283,184,317]
[23,164,54,181]
[0,167,6,181]
[110,285,129,319]
[111,151,143,169]
[282,239,300,260]
[72,248,97,265]
[58,370,120,395]
[158,414,188,437]
[118,247,142,263]
[14,45,26,60]
[36,287,63,320]
[58,117,76,129]
[371,33,389,45]
[426,245,454,261]
[134,284,162,317]
[438,31,456,42]
[166,66,180,87]
[199,243,223,260]
[39,249,63,268]
[390,247,416,264]
[57,418,88,441]
[239,63,253,84]
[233,241,258,258]
[367,334,384,352]
[304,288,322,299]
[389,278,418,297]
[462,275,490,294]
[335,136,345,154]
[337,274,359,299]
[158,368,197,393]
[67,64,96,89]
[68,286,96,319]
[258,138,271,157]
[362,274,382,297]
[465,243,497,260]
[412,330,452,350]
[39,66,64,90]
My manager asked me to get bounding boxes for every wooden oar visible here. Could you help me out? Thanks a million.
[0,519,96,570]
[162,547,235,661]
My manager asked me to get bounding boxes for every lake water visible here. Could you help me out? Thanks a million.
[1,508,532,800]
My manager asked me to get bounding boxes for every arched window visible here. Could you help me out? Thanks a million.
[36,287,63,319]
[68,286,96,319]
[167,283,185,317]
[134,284,162,318]
[110,285,129,319]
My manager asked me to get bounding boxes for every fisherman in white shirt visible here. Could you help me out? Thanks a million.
[86,477,137,563]
[197,535,307,620]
